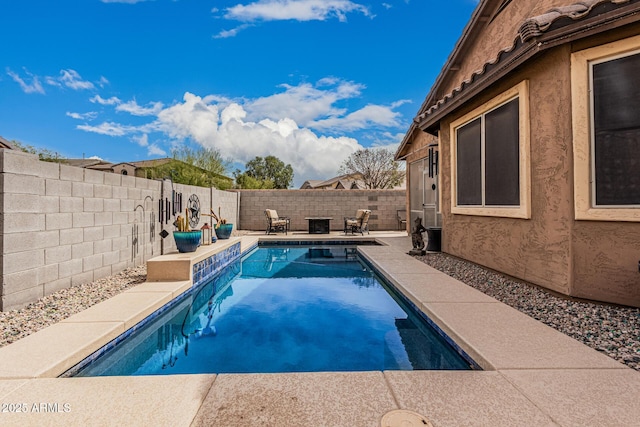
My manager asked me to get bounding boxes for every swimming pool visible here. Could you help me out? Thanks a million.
[69,245,473,376]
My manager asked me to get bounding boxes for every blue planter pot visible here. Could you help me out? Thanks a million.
[215,224,233,239]
[173,231,202,253]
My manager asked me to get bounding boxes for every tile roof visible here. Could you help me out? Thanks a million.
[414,0,636,130]
[394,0,640,161]
[65,159,112,168]
[0,136,15,149]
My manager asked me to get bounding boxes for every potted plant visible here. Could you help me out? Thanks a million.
[172,209,202,253]
[210,207,233,240]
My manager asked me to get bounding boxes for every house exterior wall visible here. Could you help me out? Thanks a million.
[112,164,136,176]
[403,131,439,233]
[439,45,574,296]
[439,0,575,98]
[235,189,406,232]
[430,29,640,307]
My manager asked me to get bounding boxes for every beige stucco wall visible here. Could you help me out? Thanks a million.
[431,36,640,307]
[440,0,578,98]
[236,189,406,232]
[440,46,575,296]
[573,222,639,306]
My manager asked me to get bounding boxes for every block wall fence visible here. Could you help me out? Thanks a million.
[0,150,239,311]
[234,189,406,232]
[0,149,404,311]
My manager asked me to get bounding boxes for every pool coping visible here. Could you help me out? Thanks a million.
[0,232,638,426]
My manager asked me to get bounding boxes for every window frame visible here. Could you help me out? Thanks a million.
[572,35,640,221]
[449,80,531,219]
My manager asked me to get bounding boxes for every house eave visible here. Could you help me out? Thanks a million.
[414,0,640,134]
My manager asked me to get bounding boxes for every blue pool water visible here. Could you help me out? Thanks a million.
[71,245,472,376]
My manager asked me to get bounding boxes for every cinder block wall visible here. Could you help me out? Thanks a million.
[0,150,240,311]
[0,149,399,311]
[235,189,406,232]
[0,150,161,310]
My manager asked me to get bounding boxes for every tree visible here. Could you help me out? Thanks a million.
[234,156,294,189]
[142,159,233,190]
[171,145,230,177]
[233,172,273,189]
[339,148,405,189]
[10,140,64,162]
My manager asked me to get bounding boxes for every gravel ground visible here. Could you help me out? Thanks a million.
[414,252,640,371]
[0,265,147,348]
[1,251,638,372]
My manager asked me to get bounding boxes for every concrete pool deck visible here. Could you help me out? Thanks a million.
[0,232,637,426]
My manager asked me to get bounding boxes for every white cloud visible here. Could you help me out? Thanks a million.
[90,95,121,105]
[90,95,163,116]
[77,122,137,136]
[55,69,95,90]
[44,76,62,88]
[309,103,402,131]
[154,92,361,181]
[133,133,149,147]
[60,70,94,90]
[76,78,406,183]
[66,111,98,120]
[132,133,166,156]
[6,68,45,94]
[222,0,371,22]
[246,80,363,126]
[116,99,164,116]
[7,67,102,94]
[213,24,253,39]
[98,76,110,87]
[147,144,166,156]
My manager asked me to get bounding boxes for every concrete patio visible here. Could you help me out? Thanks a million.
[0,232,637,426]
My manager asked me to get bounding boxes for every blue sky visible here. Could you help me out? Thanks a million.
[1,0,477,186]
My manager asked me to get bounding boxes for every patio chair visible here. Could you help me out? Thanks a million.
[344,209,371,235]
[265,209,289,235]
[397,208,407,230]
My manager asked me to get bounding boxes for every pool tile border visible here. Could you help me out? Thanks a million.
[62,241,246,377]
[359,254,482,370]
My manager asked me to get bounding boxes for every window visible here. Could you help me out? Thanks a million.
[450,81,531,218]
[572,36,640,221]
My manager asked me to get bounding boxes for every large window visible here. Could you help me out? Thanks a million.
[450,81,530,218]
[572,36,640,221]
[591,52,640,206]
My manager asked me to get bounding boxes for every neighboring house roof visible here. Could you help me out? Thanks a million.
[0,136,15,149]
[65,159,113,168]
[396,0,640,159]
[112,162,137,168]
[335,179,366,190]
[299,173,365,189]
[127,158,173,168]
[300,180,324,189]
[88,164,118,171]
